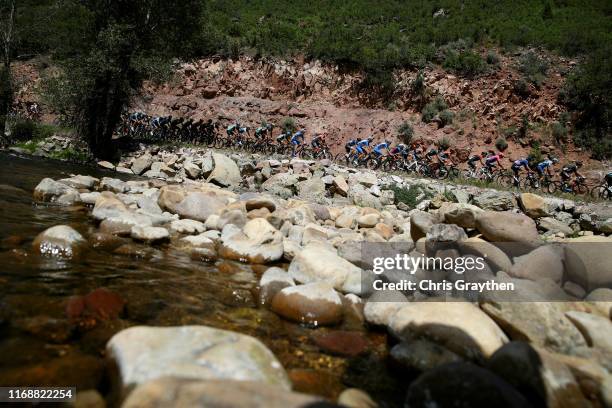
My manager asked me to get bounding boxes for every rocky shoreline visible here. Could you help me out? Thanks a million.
[27,146,612,407]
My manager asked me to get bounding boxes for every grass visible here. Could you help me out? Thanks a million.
[48,148,90,163]
[384,183,433,209]
[13,140,40,153]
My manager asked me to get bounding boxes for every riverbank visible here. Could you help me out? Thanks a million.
[7,145,611,406]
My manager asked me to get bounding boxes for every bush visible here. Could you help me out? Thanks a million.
[432,97,448,112]
[513,79,530,98]
[529,141,543,163]
[397,122,414,144]
[438,136,451,150]
[518,51,549,87]
[421,103,438,123]
[385,183,432,209]
[495,137,508,151]
[281,117,296,133]
[439,109,454,127]
[443,51,487,78]
[551,121,568,143]
[486,51,500,66]
[10,119,36,141]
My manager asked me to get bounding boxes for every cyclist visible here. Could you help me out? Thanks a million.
[311,133,325,150]
[560,161,585,192]
[485,152,505,170]
[227,122,240,137]
[345,138,358,155]
[291,129,306,156]
[511,157,532,186]
[437,147,453,166]
[390,143,408,158]
[373,139,391,158]
[535,157,558,178]
[356,136,374,159]
[276,129,291,145]
[606,171,612,187]
[467,151,487,171]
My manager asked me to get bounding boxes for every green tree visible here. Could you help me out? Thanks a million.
[0,0,15,138]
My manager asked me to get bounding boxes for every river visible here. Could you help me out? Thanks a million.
[0,152,403,406]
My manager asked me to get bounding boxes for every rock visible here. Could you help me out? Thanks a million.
[475,211,540,251]
[311,330,369,356]
[565,311,612,355]
[337,388,378,408]
[261,173,298,198]
[405,362,530,408]
[74,390,105,408]
[481,302,587,355]
[458,237,513,273]
[539,217,574,235]
[80,192,101,205]
[585,288,612,318]
[66,288,125,322]
[337,241,367,268]
[288,244,362,294]
[179,234,215,250]
[33,178,80,204]
[351,172,377,187]
[207,153,241,187]
[183,160,202,179]
[241,193,277,212]
[409,210,436,241]
[356,213,380,228]
[297,177,326,202]
[97,161,115,170]
[115,166,133,174]
[122,378,320,408]
[106,325,291,395]
[271,282,343,326]
[348,183,382,209]
[59,175,99,190]
[390,340,463,372]
[99,212,154,236]
[219,219,283,263]
[130,226,169,243]
[424,223,467,255]
[595,218,612,234]
[363,290,408,326]
[258,267,295,306]
[174,192,228,222]
[441,202,484,228]
[388,302,508,360]
[564,235,612,292]
[508,245,564,284]
[472,190,515,211]
[488,342,590,408]
[88,232,125,251]
[169,219,205,234]
[32,225,86,258]
[333,175,349,197]
[131,154,154,175]
[92,193,128,220]
[519,193,549,218]
[100,177,127,193]
[150,161,176,176]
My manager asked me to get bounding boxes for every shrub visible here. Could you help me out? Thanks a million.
[439,109,454,127]
[495,137,508,151]
[551,121,568,143]
[529,142,543,163]
[513,79,530,98]
[432,97,448,112]
[438,136,451,150]
[10,119,36,141]
[443,51,486,78]
[518,51,549,87]
[421,102,438,123]
[411,71,426,96]
[281,117,296,133]
[519,115,530,139]
[385,183,432,209]
[486,51,500,66]
[397,121,414,144]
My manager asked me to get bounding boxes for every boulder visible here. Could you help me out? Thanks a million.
[183,160,202,179]
[169,219,206,234]
[122,378,320,408]
[565,311,612,355]
[409,210,436,241]
[130,226,169,243]
[258,267,295,306]
[388,302,508,360]
[519,193,549,218]
[563,235,612,292]
[32,225,86,258]
[97,160,115,170]
[538,217,574,235]
[33,178,80,204]
[91,192,129,221]
[508,245,564,284]
[363,290,408,326]
[174,192,228,222]
[441,202,484,229]
[219,219,283,263]
[475,211,540,251]
[405,363,530,408]
[472,190,515,211]
[297,177,326,202]
[100,177,127,193]
[356,213,380,228]
[131,154,154,175]
[207,153,241,187]
[271,282,344,326]
[261,173,298,199]
[337,389,378,408]
[390,340,463,372]
[333,175,349,197]
[106,326,290,395]
[59,175,99,190]
[288,244,362,294]
[458,237,513,273]
[424,223,467,255]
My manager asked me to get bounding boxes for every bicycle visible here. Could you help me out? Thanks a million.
[590,182,612,200]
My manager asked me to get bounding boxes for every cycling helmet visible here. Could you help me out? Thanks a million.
[385,139,391,145]
[266,123,273,130]
[551,157,559,164]
[576,161,583,167]
[367,136,374,141]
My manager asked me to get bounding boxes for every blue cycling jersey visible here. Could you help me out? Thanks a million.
[346,139,357,146]
[374,142,389,152]
[291,131,305,143]
[357,139,370,147]
[513,159,529,169]
[537,160,553,171]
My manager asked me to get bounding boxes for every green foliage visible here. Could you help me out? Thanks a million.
[438,136,451,150]
[385,183,432,209]
[10,119,36,141]
[518,51,549,87]
[49,147,89,163]
[561,46,612,159]
[443,50,487,78]
[281,117,296,133]
[439,109,454,127]
[411,71,426,96]
[495,137,508,151]
[551,121,568,143]
[486,51,500,66]
[14,140,40,153]
[529,141,543,163]
[397,121,414,144]
[513,78,531,98]
[421,97,448,123]
[519,115,530,139]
